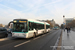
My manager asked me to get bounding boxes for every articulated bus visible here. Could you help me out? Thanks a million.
[9,19,50,38]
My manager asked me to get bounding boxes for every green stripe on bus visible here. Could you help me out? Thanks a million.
[28,21,34,22]
[13,32,28,33]
[46,23,50,25]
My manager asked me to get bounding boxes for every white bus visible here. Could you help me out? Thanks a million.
[9,19,50,38]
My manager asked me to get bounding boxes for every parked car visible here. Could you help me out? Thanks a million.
[0,27,8,38]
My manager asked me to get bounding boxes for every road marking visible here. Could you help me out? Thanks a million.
[33,36,41,40]
[51,30,62,50]
[14,33,49,47]
[33,34,48,40]
[14,40,31,47]
[0,38,10,42]
[14,32,51,47]
[42,34,46,36]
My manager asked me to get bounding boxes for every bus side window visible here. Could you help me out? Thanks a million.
[32,23,37,30]
[29,22,33,30]
[31,23,34,30]
[29,22,31,30]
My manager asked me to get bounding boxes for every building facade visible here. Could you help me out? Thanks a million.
[0,24,5,27]
[50,19,55,27]
[65,18,74,25]
[63,16,75,27]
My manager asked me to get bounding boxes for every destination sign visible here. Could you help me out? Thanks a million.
[19,21,27,22]
[13,20,27,23]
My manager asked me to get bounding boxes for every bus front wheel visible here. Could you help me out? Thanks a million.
[33,33,36,38]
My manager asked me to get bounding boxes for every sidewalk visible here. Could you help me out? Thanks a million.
[62,30,75,50]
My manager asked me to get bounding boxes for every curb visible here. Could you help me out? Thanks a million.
[56,30,62,50]
[52,30,62,50]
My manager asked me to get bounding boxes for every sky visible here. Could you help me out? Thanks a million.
[0,0,75,25]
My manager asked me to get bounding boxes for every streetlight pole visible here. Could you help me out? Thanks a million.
[63,15,66,29]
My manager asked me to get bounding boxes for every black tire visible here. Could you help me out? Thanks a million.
[43,31,44,33]
[5,34,8,37]
[33,33,36,38]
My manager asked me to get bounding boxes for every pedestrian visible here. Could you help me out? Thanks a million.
[64,28,65,32]
[68,27,71,32]
[66,27,69,33]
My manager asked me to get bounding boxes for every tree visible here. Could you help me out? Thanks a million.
[46,20,54,28]
[55,24,59,27]
[0,24,3,27]
[61,24,64,29]
[67,20,75,28]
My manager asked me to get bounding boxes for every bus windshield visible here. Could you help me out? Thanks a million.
[12,23,28,32]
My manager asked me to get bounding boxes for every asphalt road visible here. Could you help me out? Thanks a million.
[0,29,61,50]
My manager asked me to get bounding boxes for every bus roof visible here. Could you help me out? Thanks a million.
[28,19,50,25]
[13,19,27,21]
[13,19,50,25]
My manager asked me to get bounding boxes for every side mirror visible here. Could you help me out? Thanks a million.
[8,21,13,27]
